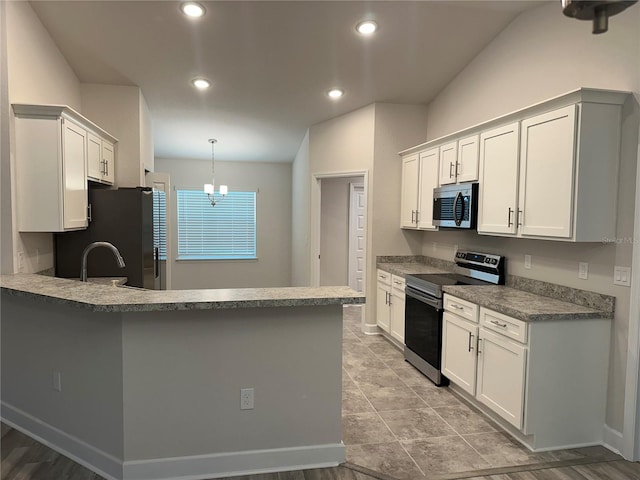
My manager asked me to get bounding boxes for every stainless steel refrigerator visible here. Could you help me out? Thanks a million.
[55,187,159,289]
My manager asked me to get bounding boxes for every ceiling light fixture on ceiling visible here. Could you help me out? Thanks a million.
[327,88,344,99]
[181,2,205,18]
[204,139,228,207]
[561,0,638,34]
[191,77,211,90]
[356,20,378,35]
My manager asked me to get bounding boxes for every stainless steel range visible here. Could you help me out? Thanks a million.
[404,250,505,386]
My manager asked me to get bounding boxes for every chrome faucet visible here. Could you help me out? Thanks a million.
[80,241,126,282]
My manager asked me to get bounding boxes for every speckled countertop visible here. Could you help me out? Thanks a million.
[376,263,447,277]
[443,285,608,322]
[0,274,365,313]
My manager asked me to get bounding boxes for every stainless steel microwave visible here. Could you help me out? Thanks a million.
[432,183,479,229]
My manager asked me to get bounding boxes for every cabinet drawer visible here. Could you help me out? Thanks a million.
[480,307,528,343]
[377,269,391,285]
[391,274,405,293]
[444,294,479,323]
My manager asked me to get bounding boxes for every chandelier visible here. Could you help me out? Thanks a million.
[203,138,228,206]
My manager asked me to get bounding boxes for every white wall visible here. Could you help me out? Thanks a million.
[80,84,148,187]
[3,1,83,274]
[139,92,154,173]
[421,2,640,435]
[320,176,362,287]
[291,131,310,286]
[155,158,292,289]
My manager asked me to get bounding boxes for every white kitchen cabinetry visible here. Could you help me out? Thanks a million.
[389,275,406,343]
[13,104,118,232]
[400,148,439,230]
[477,122,520,235]
[442,293,611,451]
[478,94,624,241]
[440,135,479,186]
[376,270,392,333]
[87,131,115,185]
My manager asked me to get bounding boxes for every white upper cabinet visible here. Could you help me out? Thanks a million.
[400,153,420,228]
[87,131,115,185]
[456,134,480,183]
[518,105,576,238]
[438,141,458,185]
[400,148,439,230]
[13,104,118,232]
[477,122,520,235]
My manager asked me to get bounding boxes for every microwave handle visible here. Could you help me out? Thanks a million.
[453,192,464,226]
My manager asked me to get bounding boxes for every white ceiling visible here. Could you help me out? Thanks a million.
[30,1,543,163]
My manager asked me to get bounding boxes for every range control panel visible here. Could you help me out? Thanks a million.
[455,250,502,267]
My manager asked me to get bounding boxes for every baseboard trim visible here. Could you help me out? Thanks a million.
[603,425,624,454]
[1,402,122,480]
[362,323,381,335]
[123,443,345,480]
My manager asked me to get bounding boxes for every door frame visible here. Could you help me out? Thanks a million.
[145,171,172,290]
[348,182,365,293]
[310,170,369,289]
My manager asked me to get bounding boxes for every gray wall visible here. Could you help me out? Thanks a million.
[291,131,310,286]
[1,295,124,460]
[155,157,292,289]
[421,2,640,434]
[320,176,362,287]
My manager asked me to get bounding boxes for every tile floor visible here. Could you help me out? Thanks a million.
[340,305,623,479]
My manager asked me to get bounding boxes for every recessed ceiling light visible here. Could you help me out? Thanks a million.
[327,88,344,99]
[356,20,378,35]
[192,78,211,90]
[181,2,205,18]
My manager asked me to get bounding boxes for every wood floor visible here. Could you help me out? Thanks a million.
[3,423,640,480]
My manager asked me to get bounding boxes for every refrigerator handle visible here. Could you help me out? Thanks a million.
[154,247,159,279]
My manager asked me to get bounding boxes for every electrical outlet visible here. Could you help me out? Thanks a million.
[578,262,589,280]
[17,252,24,272]
[240,388,254,410]
[613,266,631,287]
[53,372,62,392]
[524,255,532,269]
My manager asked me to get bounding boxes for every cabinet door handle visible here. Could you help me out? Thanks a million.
[87,204,92,222]
[449,162,454,178]
[455,162,460,178]
[468,332,474,352]
[385,292,389,305]
[415,210,419,224]
[477,337,482,354]
[490,320,508,328]
[105,159,109,176]
[388,294,392,306]
[517,209,523,227]
[411,210,415,223]
[508,208,513,227]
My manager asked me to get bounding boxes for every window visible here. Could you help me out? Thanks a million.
[152,188,167,261]
[176,189,256,260]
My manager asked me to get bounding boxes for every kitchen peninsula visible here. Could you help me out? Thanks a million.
[1,274,364,480]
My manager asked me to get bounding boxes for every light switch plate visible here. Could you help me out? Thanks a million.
[524,255,532,269]
[613,266,631,287]
[578,262,588,280]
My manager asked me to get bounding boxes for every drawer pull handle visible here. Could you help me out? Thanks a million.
[490,320,508,328]
[450,303,464,310]
[468,332,474,352]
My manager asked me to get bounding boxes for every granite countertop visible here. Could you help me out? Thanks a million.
[376,263,448,277]
[0,274,365,313]
[443,285,609,322]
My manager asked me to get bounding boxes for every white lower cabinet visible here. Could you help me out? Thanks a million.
[389,275,406,343]
[476,327,527,429]
[376,270,406,343]
[442,294,611,450]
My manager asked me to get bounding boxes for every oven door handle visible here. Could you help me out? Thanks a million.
[405,286,442,309]
[453,192,464,226]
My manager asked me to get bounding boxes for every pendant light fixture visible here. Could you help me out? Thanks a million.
[204,138,228,206]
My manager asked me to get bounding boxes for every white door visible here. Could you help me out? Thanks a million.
[145,172,172,290]
[417,147,439,230]
[476,327,527,429]
[519,105,576,239]
[348,183,366,293]
[439,141,458,185]
[456,134,480,183]
[477,122,520,235]
[442,312,478,395]
[400,154,419,227]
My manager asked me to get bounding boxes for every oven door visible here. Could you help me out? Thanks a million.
[404,286,446,382]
